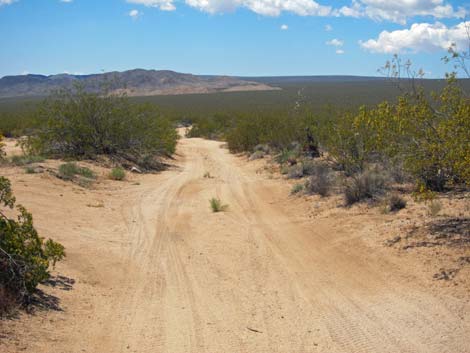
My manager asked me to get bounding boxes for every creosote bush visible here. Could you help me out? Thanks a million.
[58,162,95,181]
[0,177,65,315]
[109,167,126,181]
[25,86,177,171]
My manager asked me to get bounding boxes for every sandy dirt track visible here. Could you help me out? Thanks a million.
[1,135,469,353]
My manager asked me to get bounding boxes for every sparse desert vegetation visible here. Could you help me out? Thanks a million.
[0,54,469,353]
[109,167,126,181]
[209,197,228,213]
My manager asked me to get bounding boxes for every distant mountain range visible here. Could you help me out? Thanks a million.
[3,69,429,99]
[0,69,278,98]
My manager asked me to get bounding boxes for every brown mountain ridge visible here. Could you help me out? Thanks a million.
[0,69,277,98]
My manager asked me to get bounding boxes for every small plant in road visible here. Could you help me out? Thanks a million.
[210,197,228,213]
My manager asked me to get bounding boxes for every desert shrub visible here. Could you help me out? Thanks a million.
[254,144,270,153]
[388,194,407,212]
[344,169,388,205]
[287,164,303,179]
[209,198,228,213]
[109,167,126,181]
[291,183,304,195]
[10,155,45,166]
[26,87,177,170]
[187,113,233,140]
[301,159,317,176]
[0,135,5,160]
[275,145,301,165]
[249,151,265,161]
[226,112,306,153]
[305,163,333,197]
[0,111,39,138]
[24,166,36,174]
[0,177,65,314]
[58,162,95,181]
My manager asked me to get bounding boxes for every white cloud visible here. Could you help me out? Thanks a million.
[280,24,288,30]
[60,0,73,3]
[326,38,344,47]
[128,0,333,16]
[324,24,333,31]
[188,0,333,16]
[0,0,17,5]
[339,0,467,24]
[126,0,176,11]
[336,49,345,54]
[125,0,467,21]
[360,21,470,54]
[129,9,141,18]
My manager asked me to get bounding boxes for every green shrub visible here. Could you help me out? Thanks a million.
[291,183,304,195]
[344,169,388,205]
[0,111,39,138]
[275,147,301,165]
[0,177,65,314]
[58,162,95,181]
[388,194,407,212]
[305,163,333,197]
[26,87,177,170]
[10,155,45,166]
[109,167,126,181]
[209,198,228,213]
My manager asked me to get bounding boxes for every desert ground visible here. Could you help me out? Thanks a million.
[0,133,469,353]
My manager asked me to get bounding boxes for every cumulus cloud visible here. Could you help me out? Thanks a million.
[126,0,176,11]
[127,0,333,16]
[280,24,288,30]
[129,9,141,18]
[336,49,345,54]
[187,0,333,16]
[326,38,344,47]
[0,0,17,5]
[339,0,467,24]
[324,24,333,31]
[360,21,470,54]
[125,0,467,21]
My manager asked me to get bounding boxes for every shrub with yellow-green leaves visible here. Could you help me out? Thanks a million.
[0,177,65,314]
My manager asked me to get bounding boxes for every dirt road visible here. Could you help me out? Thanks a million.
[2,135,469,353]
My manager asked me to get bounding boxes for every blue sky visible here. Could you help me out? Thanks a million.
[0,0,468,78]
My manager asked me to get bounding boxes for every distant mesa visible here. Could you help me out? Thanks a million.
[0,69,279,98]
